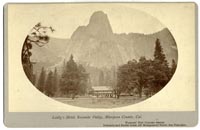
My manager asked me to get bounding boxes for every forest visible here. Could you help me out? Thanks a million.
[30,38,177,99]
[22,23,177,99]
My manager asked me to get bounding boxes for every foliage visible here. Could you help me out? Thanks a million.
[116,38,176,98]
[59,55,89,99]
[44,71,56,97]
[171,59,177,76]
[21,22,54,84]
[78,64,90,95]
[53,68,58,94]
[152,39,171,92]
[37,67,46,92]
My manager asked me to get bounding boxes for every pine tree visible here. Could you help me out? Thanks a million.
[78,64,89,95]
[37,67,46,92]
[154,39,166,63]
[171,59,177,75]
[53,68,58,95]
[153,38,170,92]
[44,71,55,97]
[22,23,54,84]
[59,54,80,99]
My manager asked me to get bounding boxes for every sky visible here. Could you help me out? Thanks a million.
[12,4,165,39]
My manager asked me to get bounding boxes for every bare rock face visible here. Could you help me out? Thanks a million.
[32,11,177,71]
[87,11,113,39]
[71,11,113,40]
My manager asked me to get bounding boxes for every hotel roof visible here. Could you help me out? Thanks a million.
[92,86,113,91]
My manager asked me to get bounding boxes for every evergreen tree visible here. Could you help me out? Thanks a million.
[60,54,81,99]
[78,64,89,95]
[153,38,170,92]
[37,67,46,92]
[116,39,174,98]
[154,39,166,63]
[22,23,54,84]
[53,68,58,95]
[44,71,55,97]
[171,59,177,75]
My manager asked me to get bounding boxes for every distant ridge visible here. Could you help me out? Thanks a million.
[31,11,178,73]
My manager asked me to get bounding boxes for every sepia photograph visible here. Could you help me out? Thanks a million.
[22,9,178,108]
[4,3,197,127]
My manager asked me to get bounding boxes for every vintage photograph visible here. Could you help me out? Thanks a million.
[4,3,197,127]
[21,9,178,108]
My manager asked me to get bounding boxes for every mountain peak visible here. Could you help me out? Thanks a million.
[90,11,106,19]
[71,11,113,40]
[89,11,111,27]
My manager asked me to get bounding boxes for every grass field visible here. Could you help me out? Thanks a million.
[53,96,147,108]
